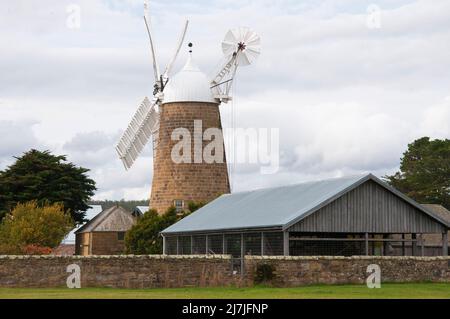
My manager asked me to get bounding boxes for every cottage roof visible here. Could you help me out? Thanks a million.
[75,206,137,234]
[422,204,450,224]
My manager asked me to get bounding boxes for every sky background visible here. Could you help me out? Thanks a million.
[1,0,449,200]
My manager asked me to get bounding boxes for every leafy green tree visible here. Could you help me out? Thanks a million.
[187,200,205,212]
[124,201,206,254]
[384,137,450,209]
[125,207,184,254]
[0,149,96,223]
[0,201,74,254]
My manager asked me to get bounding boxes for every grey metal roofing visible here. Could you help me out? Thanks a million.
[75,206,136,234]
[162,174,450,234]
[135,206,150,214]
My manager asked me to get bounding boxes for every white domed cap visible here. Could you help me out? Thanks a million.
[162,55,217,104]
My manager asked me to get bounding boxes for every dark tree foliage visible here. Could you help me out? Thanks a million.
[89,199,149,212]
[0,149,96,223]
[384,137,450,209]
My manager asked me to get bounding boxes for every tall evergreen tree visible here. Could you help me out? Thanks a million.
[0,149,96,223]
[384,137,450,209]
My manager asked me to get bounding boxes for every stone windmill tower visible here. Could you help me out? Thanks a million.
[116,1,261,214]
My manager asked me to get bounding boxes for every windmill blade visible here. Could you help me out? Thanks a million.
[116,97,160,170]
[163,19,189,79]
[143,1,161,84]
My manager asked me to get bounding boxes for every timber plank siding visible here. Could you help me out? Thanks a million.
[288,180,446,233]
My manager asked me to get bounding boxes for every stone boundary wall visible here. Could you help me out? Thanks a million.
[0,255,246,288]
[0,255,449,288]
[245,256,450,287]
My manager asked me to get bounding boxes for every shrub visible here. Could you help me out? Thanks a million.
[21,244,53,255]
[254,263,276,284]
[0,201,74,254]
[125,206,191,254]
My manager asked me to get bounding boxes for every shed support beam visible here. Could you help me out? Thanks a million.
[162,235,167,255]
[223,234,226,255]
[365,233,369,256]
[283,231,289,256]
[401,234,405,256]
[206,234,209,255]
[190,235,193,255]
[241,233,245,277]
[176,236,179,255]
[412,233,417,256]
[261,232,264,256]
[443,232,448,257]
[420,234,424,256]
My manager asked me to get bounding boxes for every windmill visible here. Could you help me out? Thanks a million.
[116,1,261,213]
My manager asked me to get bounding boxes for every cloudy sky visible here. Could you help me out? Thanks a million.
[1,0,449,200]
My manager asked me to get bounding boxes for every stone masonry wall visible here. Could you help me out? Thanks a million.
[0,255,448,288]
[245,256,450,287]
[0,255,245,288]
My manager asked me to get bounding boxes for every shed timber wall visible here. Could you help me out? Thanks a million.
[288,180,446,233]
[75,232,125,256]
[0,255,448,288]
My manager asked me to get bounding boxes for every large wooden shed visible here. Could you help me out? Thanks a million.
[161,174,449,257]
[75,206,139,256]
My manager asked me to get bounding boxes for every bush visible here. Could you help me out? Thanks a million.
[21,244,53,255]
[0,201,74,254]
[254,263,276,284]
[125,206,191,254]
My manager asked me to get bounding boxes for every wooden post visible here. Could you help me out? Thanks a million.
[401,234,405,256]
[240,233,245,277]
[190,235,194,255]
[365,233,369,256]
[421,234,424,256]
[412,233,417,256]
[223,234,226,255]
[205,234,209,255]
[443,232,448,257]
[176,236,179,255]
[162,235,167,255]
[261,232,264,256]
[283,231,289,256]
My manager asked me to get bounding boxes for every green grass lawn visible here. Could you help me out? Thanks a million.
[0,283,449,299]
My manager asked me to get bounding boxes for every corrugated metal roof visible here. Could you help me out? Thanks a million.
[162,174,450,234]
[135,206,150,214]
[162,175,368,234]
[162,55,217,104]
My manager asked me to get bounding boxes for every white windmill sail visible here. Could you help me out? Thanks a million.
[116,97,160,170]
[115,1,190,170]
[211,27,261,103]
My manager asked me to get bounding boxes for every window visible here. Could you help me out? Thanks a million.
[117,232,126,241]
[174,199,184,212]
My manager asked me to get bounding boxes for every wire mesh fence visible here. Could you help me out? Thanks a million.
[165,231,446,257]
[192,235,206,254]
[178,236,191,255]
[208,234,223,254]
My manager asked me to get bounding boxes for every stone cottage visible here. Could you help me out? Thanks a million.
[75,206,140,256]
